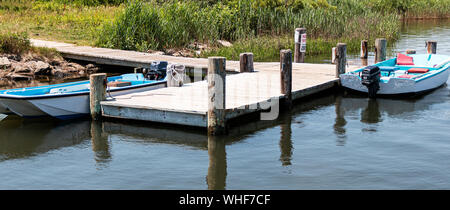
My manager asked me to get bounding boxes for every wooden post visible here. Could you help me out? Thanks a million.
[426,41,437,54]
[360,40,368,59]
[375,38,387,63]
[90,73,107,120]
[208,57,227,135]
[280,49,292,109]
[331,47,336,64]
[335,43,347,77]
[294,28,306,63]
[406,49,416,54]
[239,52,254,73]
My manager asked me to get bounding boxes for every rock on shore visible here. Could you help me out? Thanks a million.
[0,54,99,81]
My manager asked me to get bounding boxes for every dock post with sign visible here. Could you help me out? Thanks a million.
[294,28,306,63]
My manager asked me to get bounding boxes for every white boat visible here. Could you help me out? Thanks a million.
[0,73,166,119]
[340,54,450,97]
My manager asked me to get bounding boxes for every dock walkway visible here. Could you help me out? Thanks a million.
[30,39,361,128]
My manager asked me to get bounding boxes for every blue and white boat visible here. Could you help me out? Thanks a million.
[340,53,450,97]
[0,73,166,119]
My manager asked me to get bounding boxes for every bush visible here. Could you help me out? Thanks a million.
[0,32,31,54]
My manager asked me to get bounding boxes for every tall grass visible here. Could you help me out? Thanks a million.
[96,0,401,53]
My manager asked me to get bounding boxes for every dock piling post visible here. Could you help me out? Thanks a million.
[90,73,107,120]
[336,43,347,78]
[239,52,254,73]
[375,38,387,63]
[406,49,416,55]
[280,49,292,109]
[208,57,227,135]
[426,41,437,54]
[294,28,306,63]
[360,40,368,59]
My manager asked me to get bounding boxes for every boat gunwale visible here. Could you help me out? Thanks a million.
[0,80,167,100]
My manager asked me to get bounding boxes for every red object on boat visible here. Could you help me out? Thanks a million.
[398,74,415,79]
[396,53,414,65]
[407,68,429,73]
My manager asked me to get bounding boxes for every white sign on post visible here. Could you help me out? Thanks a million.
[295,30,300,43]
[300,33,307,53]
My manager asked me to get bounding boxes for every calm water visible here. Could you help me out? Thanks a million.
[1,20,450,189]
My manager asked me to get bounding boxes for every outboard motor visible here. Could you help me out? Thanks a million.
[144,61,168,80]
[361,65,380,98]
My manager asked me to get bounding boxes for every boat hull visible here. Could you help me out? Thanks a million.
[28,82,167,119]
[0,98,48,118]
[0,103,11,114]
[340,66,450,95]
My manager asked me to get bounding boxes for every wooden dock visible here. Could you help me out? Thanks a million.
[31,39,361,133]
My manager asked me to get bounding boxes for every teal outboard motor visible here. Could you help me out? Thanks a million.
[361,66,380,98]
[144,61,168,80]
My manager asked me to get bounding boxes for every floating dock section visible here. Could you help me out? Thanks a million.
[101,63,357,127]
[31,39,361,133]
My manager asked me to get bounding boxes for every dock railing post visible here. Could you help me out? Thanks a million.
[208,57,227,135]
[375,38,387,63]
[294,28,306,63]
[239,52,254,73]
[280,49,292,110]
[90,73,107,120]
[426,41,437,54]
[336,43,347,78]
[360,40,368,59]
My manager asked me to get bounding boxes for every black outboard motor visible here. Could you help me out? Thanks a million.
[361,65,381,98]
[144,61,168,80]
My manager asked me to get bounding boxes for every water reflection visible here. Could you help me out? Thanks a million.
[0,117,90,161]
[207,136,227,190]
[334,94,347,144]
[279,116,293,166]
[90,121,112,168]
[360,99,382,124]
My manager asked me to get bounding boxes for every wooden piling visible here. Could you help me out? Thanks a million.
[335,43,347,77]
[280,49,292,109]
[426,41,437,54]
[406,49,416,54]
[375,38,387,63]
[207,57,227,135]
[89,73,107,120]
[294,28,306,63]
[360,40,368,59]
[239,52,254,73]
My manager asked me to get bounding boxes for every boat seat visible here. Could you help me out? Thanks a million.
[379,66,399,76]
[407,68,429,74]
[397,53,414,65]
